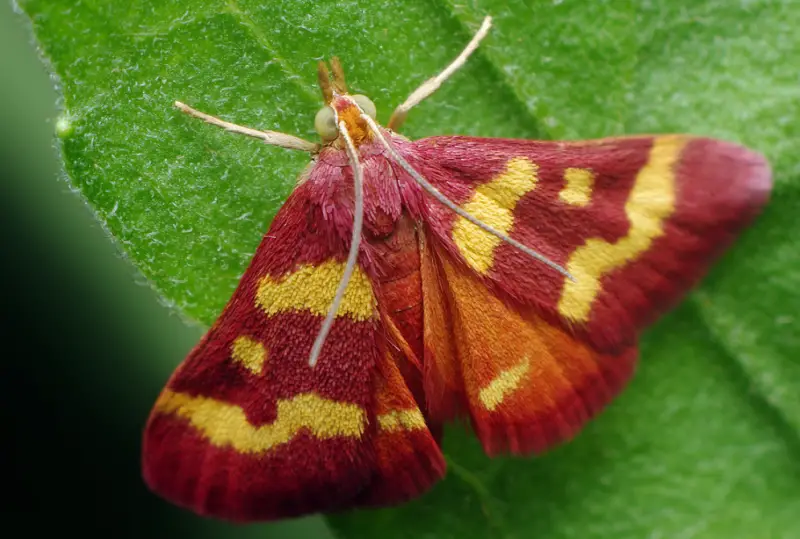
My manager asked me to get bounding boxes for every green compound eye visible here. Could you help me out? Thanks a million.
[351,94,377,119]
[314,106,338,140]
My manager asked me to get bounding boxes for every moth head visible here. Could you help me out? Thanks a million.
[315,58,377,146]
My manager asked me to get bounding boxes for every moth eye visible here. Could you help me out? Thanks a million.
[351,94,377,119]
[314,106,339,140]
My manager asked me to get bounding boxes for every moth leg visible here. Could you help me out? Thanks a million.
[174,101,319,152]
[387,16,492,131]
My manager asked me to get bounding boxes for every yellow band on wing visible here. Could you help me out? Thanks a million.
[230,336,268,374]
[377,408,427,432]
[154,390,366,453]
[256,259,376,320]
[558,136,688,322]
[479,355,531,412]
[559,167,595,207]
[453,158,539,274]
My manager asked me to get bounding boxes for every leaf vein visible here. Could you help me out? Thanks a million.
[223,0,319,105]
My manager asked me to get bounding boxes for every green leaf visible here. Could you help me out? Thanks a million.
[18,0,799,537]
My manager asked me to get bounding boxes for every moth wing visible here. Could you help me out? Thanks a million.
[142,175,442,522]
[410,135,771,351]
[354,342,446,507]
[421,236,636,455]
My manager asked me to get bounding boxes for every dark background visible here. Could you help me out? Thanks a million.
[2,3,192,534]
[1,6,328,538]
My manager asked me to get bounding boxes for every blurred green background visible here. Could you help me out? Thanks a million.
[1,5,328,537]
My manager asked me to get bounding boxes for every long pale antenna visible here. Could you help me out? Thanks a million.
[174,101,319,152]
[387,16,493,131]
[307,121,365,367]
[362,113,575,281]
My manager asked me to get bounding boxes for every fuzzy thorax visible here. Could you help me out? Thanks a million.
[333,97,372,146]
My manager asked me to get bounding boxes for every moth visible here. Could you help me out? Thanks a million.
[143,17,772,521]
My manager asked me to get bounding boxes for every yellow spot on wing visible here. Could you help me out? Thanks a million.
[155,390,366,453]
[452,158,539,274]
[256,259,376,320]
[479,356,531,412]
[558,136,689,322]
[377,408,426,432]
[559,168,595,206]
[230,336,267,374]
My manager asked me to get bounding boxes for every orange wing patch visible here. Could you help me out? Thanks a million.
[420,233,465,422]
[427,241,638,455]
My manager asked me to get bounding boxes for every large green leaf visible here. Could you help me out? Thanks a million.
[18,0,799,537]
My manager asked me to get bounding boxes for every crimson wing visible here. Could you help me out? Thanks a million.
[411,135,771,352]
[401,135,770,455]
[142,170,443,522]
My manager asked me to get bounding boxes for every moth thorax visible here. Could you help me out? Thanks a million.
[332,98,372,145]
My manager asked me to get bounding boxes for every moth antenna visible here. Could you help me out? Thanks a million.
[317,61,334,103]
[330,57,348,94]
[308,121,365,368]
[362,113,576,282]
[174,101,319,152]
[388,15,492,131]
